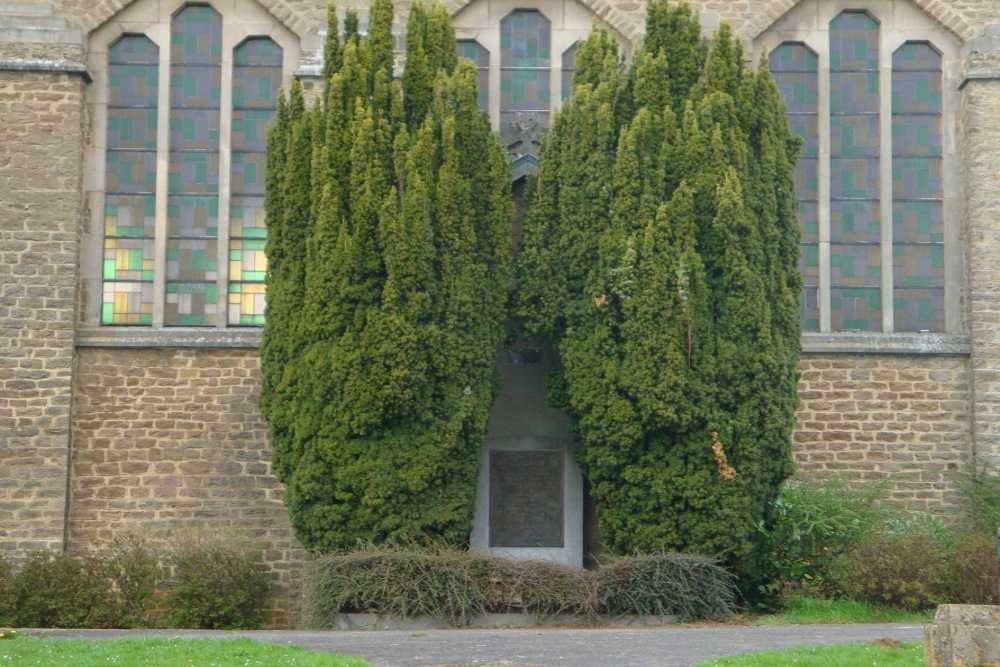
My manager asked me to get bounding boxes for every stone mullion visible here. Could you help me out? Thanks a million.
[817,44,831,332]
[152,24,170,328]
[879,36,894,332]
[216,22,235,330]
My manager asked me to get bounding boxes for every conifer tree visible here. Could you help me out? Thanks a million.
[262,1,511,551]
[518,0,800,590]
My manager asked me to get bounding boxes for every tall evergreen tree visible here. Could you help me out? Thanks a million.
[518,1,800,591]
[262,1,511,551]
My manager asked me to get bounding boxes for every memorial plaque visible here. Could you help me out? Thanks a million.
[489,449,564,547]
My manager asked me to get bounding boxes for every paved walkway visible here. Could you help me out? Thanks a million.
[37,623,927,666]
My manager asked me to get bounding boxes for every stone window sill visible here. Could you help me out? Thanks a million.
[76,326,969,355]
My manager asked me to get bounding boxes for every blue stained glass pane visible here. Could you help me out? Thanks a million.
[831,243,881,287]
[829,11,880,70]
[892,41,941,70]
[233,37,282,66]
[894,287,944,332]
[457,40,489,110]
[831,200,880,242]
[171,5,223,64]
[562,42,578,101]
[501,10,550,68]
[830,287,882,331]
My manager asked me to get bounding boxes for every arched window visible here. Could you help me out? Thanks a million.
[761,2,958,335]
[500,9,551,128]
[88,1,296,331]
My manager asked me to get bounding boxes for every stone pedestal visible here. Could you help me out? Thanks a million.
[925,604,1000,666]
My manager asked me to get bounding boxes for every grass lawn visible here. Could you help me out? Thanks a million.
[757,597,934,625]
[693,641,923,666]
[0,635,370,667]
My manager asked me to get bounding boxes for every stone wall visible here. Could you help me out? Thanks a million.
[69,347,306,626]
[0,69,86,556]
[795,354,972,512]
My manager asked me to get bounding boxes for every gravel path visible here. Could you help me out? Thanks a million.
[34,622,927,666]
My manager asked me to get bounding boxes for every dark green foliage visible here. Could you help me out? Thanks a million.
[302,545,735,627]
[164,534,269,630]
[518,3,800,592]
[262,2,511,551]
[758,477,894,599]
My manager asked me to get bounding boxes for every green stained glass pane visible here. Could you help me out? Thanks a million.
[831,243,880,287]
[830,12,879,71]
[561,43,578,101]
[801,286,819,331]
[894,287,944,332]
[166,238,218,281]
[830,201,880,242]
[231,110,275,152]
[171,5,222,64]
[892,41,941,71]
[831,115,879,157]
[457,40,489,110]
[893,157,942,199]
[164,281,218,326]
[233,36,283,66]
[167,194,218,237]
[893,244,945,288]
[231,152,266,195]
[892,201,943,243]
[830,287,882,331]
[101,281,154,326]
[830,158,879,199]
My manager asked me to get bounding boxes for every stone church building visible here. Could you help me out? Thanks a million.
[1,0,995,622]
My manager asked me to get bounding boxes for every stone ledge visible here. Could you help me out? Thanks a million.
[326,612,679,630]
[75,327,969,354]
[75,326,262,348]
[0,59,89,80]
[802,332,970,355]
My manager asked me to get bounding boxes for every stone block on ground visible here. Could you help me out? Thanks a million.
[925,604,1000,666]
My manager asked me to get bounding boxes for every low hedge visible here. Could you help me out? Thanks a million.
[303,545,736,627]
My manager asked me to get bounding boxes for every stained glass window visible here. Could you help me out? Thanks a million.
[829,11,881,331]
[166,4,222,326]
[892,42,944,332]
[500,10,551,128]
[457,40,489,111]
[561,42,578,101]
[101,3,283,329]
[770,10,951,335]
[770,42,819,331]
[229,37,281,326]
[102,35,159,325]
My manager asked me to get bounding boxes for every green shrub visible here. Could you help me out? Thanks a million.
[955,468,1000,534]
[5,551,117,628]
[163,533,269,630]
[488,557,591,616]
[832,528,956,611]
[304,546,736,627]
[592,553,736,621]
[304,545,495,627]
[101,532,164,627]
[0,553,13,625]
[952,531,999,605]
[760,476,894,599]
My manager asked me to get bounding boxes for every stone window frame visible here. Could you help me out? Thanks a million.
[755,0,967,354]
[79,0,299,347]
